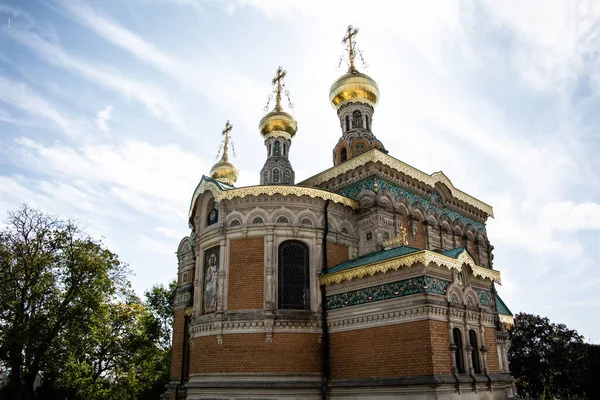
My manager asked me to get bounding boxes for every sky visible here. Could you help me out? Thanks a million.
[1,0,600,341]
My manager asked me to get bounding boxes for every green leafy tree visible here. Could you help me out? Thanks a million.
[0,205,128,400]
[508,313,586,398]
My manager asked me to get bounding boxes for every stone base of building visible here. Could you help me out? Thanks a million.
[182,373,516,399]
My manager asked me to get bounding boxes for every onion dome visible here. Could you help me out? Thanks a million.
[329,69,379,109]
[259,66,297,140]
[210,121,238,185]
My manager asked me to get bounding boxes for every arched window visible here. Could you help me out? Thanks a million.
[273,168,280,183]
[278,241,309,310]
[352,110,363,128]
[365,114,370,130]
[207,201,218,226]
[345,115,350,131]
[469,330,481,374]
[274,141,281,156]
[268,143,272,156]
[356,143,364,155]
[341,147,347,162]
[453,328,465,373]
[283,143,286,156]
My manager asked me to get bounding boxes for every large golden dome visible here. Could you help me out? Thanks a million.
[329,68,379,109]
[258,109,297,139]
[210,157,238,186]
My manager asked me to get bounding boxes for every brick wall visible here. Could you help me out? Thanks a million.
[330,320,452,379]
[484,327,501,373]
[327,242,349,268]
[429,320,453,374]
[190,333,321,374]
[170,308,186,380]
[409,218,426,249]
[228,237,264,310]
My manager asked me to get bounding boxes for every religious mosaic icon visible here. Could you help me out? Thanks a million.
[207,201,218,226]
[203,247,219,314]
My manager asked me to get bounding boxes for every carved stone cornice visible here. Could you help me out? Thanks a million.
[299,149,494,217]
[189,182,358,218]
[320,248,501,286]
[190,318,321,337]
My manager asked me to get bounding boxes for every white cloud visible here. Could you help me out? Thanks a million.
[95,105,113,133]
[6,28,191,135]
[0,76,76,136]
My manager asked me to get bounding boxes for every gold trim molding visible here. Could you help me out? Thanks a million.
[499,314,514,326]
[263,131,292,141]
[189,181,359,217]
[320,248,501,286]
[299,149,494,217]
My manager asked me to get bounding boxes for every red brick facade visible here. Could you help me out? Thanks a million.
[330,320,453,380]
[170,308,187,381]
[190,333,321,374]
[327,242,349,268]
[228,237,264,310]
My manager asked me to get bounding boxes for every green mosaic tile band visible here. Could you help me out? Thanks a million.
[326,276,450,310]
[338,177,486,232]
[474,287,493,306]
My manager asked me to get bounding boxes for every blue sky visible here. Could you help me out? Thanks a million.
[1,0,600,341]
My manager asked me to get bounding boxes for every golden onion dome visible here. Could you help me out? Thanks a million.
[258,109,297,139]
[329,69,379,109]
[209,156,238,186]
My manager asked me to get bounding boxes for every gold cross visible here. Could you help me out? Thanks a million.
[272,66,287,111]
[343,25,359,71]
[221,120,232,161]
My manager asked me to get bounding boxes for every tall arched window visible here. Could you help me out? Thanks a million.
[278,241,309,310]
[273,168,280,183]
[469,330,481,374]
[341,147,347,162]
[283,143,286,156]
[274,141,281,156]
[345,115,350,131]
[365,115,370,130]
[453,328,465,373]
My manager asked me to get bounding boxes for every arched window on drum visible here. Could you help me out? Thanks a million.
[278,241,310,310]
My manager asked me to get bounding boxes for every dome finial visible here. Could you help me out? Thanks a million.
[272,66,286,112]
[210,120,238,185]
[219,120,233,162]
[343,25,359,72]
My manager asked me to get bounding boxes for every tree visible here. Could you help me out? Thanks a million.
[509,313,586,398]
[0,205,128,400]
[144,280,177,350]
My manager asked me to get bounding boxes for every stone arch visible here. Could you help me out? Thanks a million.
[177,236,192,260]
[376,190,394,211]
[357,189,376,209]
[463,287,479,308]
[296,210,318,227]
[446,284,464,305]
[247,209,269,225]
[225,210,244,227]
[274,210,293,224]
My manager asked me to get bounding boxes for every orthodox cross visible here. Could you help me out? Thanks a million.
[219,120,233,161]
[272,66,287,111]
[343,25,359,71]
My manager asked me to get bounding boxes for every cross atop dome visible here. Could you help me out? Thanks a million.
[343,25,359,72]
[210,120,238,185]
[272,66,287,112]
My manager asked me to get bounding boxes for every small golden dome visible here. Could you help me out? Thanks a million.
[329,69,379,109]
[258,109,297,138]
[210,157,238,186]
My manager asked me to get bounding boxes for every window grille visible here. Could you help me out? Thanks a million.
[252,217,264,224]
[301,218,312,226]
[230,220,241,226]
[278,241,309,310]
[277,216,289,223]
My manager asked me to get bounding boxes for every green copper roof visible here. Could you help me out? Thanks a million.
[324,245,421,275]
[496,294,513,316]
[441,247,465,258]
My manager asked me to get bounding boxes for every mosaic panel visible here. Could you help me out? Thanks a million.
[326,276,450,310]
[338,178,486,232]
[474,288,493,306]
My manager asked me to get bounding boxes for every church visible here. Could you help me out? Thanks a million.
[164,26,516,400]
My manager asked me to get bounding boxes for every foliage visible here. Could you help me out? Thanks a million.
[508,312,599,399]
[0,206,176,399]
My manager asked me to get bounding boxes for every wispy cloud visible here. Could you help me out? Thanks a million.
[95,105,113,133]
[0,76,75,136]
[5,27,191,135]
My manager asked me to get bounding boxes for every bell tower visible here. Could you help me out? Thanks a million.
[330,26,385,166]
[259,66,298,185]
